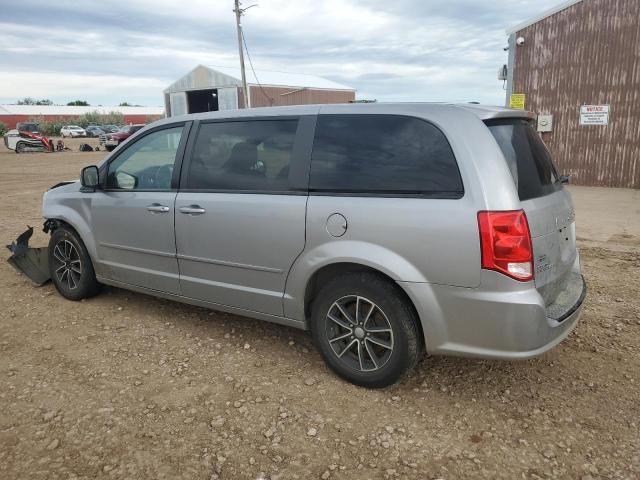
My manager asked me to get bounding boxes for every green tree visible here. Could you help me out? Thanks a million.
[17,97,53,105]
[118,102,132,106]
[67,100,90,106]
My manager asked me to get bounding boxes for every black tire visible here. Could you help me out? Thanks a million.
[105,145,115,152]
[48,226,101,301]
[310,272,421,388]
[15,142,25,154]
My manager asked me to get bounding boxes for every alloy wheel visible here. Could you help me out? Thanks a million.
[325,295,394,372]
[52,240,82,290]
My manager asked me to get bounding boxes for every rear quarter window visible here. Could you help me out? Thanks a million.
[486,119,562,201]
[309,114,463,196]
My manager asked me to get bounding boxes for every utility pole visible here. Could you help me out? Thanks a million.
[234,0,249,108]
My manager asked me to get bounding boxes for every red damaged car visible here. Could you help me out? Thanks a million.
[99,124,145,152]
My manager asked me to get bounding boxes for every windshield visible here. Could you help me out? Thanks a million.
[486,119,561,201]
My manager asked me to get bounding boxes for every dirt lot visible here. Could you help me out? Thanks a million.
[1,142,639,480]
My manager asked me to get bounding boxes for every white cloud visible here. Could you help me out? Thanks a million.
[0,71,167,105]
[0,0,563,106]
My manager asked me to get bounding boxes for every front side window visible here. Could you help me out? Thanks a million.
[186,120,298,191]
[106,126,183,190]
[309,115,463,195]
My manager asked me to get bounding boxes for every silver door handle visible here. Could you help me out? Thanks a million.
[146,204,170,213]
[179,205,206,215]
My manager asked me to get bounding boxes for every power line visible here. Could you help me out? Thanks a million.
[241,28,274,106]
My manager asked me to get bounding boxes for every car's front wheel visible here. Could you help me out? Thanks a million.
[48,226,101,301]
[310,272,422,388]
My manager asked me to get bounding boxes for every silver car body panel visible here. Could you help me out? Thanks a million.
[91,191,181,294]
[42,102,584,360]
[175,192,307,316]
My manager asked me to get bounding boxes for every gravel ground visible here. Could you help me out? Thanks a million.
[1,144,639,480]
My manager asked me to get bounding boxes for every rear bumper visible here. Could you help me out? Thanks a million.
[400,269,586,360]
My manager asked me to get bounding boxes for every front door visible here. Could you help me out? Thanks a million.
[91,124,188,294]
[175,118,309,316]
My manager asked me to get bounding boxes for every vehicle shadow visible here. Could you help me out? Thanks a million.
[98,284,575,399]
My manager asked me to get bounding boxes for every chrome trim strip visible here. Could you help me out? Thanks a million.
[176,254,283,274]
[99,242,283,273]
[99,242,176,258]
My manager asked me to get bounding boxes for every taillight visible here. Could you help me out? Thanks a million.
[477,210,533,282]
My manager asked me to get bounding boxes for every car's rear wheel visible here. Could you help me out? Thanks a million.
[48,226,101,301]
[310,272,421,388]
[105,145,116,152]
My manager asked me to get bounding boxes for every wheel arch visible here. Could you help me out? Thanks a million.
[44,210,97,265]
[284,240,430,319]
[295,261,427,350]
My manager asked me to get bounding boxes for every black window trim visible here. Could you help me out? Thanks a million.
[484,117,563,201]
[178,115,316,195]
[308,113,465,199]
[101,121,192,193]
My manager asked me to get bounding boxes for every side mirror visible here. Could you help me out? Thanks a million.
[559,174,571,184]
[80,165,99,190]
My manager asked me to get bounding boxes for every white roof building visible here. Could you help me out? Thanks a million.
[164,64,355,116]
[0,104,164,116]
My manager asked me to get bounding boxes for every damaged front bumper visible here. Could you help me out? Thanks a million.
[6,226,50,286]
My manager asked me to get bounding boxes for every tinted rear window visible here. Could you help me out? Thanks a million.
[486,119,561,201]
[310,114,463,196]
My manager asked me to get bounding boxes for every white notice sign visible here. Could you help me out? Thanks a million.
[580,105,609,126]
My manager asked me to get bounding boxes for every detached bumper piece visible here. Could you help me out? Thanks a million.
[6,226,50,286]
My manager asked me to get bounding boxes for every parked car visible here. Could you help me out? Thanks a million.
[85,126,105,138]
[35,104,585,388]
[60,125,86,138]
[100,125,121,133]
[99,124,145,151]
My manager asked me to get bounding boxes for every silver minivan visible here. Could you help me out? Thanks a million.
[39,103,586,387]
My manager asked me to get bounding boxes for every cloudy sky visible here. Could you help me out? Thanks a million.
[0,0,561,107]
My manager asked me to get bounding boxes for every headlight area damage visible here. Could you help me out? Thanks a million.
[6,183,78,285]
[6,223,54,286]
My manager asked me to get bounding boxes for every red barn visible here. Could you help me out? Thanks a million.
[0,105,165,130]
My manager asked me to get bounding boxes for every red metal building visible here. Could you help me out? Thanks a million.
[0,105,165,130]
[505,0,640,188]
